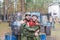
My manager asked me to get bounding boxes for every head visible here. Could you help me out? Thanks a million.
[32,15,38,21]
[25,13,31,20]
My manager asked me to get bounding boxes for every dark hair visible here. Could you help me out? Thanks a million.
[25,14,31,17]
[32,15,38,18]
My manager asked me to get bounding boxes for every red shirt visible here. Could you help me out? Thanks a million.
[24,19,36,27]
[28,19,36,27]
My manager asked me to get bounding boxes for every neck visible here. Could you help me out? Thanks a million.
[25,18,30,22]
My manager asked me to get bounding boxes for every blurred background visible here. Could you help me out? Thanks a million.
[0,0,60,40]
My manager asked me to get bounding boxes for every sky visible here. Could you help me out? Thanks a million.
[0,0,3,2]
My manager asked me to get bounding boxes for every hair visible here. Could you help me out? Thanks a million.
[25,14,31,17]
[32,15,38,18]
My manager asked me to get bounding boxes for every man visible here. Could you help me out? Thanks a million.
[21,12,31,40]
[31,15,40,36]
[10,13,22,40]
[11,19,22,40]
[24,12,31,23]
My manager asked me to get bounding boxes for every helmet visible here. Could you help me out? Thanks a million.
[25,12,31,16]
[25,12,30,14]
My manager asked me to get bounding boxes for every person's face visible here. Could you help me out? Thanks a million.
[32,16,38,21]
[25,15,31,20]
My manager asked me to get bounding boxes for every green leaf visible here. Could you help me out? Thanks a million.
[26,0,32,3]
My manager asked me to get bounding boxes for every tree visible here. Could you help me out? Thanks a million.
[25,0,53,13]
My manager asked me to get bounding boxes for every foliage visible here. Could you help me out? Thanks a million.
[25,0,52,13]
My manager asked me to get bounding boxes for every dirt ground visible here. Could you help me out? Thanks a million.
[0,22,60,40]
[0,22,11,40]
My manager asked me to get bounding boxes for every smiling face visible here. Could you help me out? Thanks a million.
[32,15,38,21]
[25,14,31,20]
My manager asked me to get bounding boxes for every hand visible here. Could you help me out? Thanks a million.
[35,32,39,36]
[36,30,39,33]
[36,23,40,25]
[35,30,39,36]
[20,20,25,24]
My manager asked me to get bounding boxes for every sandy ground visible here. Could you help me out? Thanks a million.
[0,22,11,40]
[47,23,60,40]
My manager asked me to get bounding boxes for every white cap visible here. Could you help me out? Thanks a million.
[25,12,30,15]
